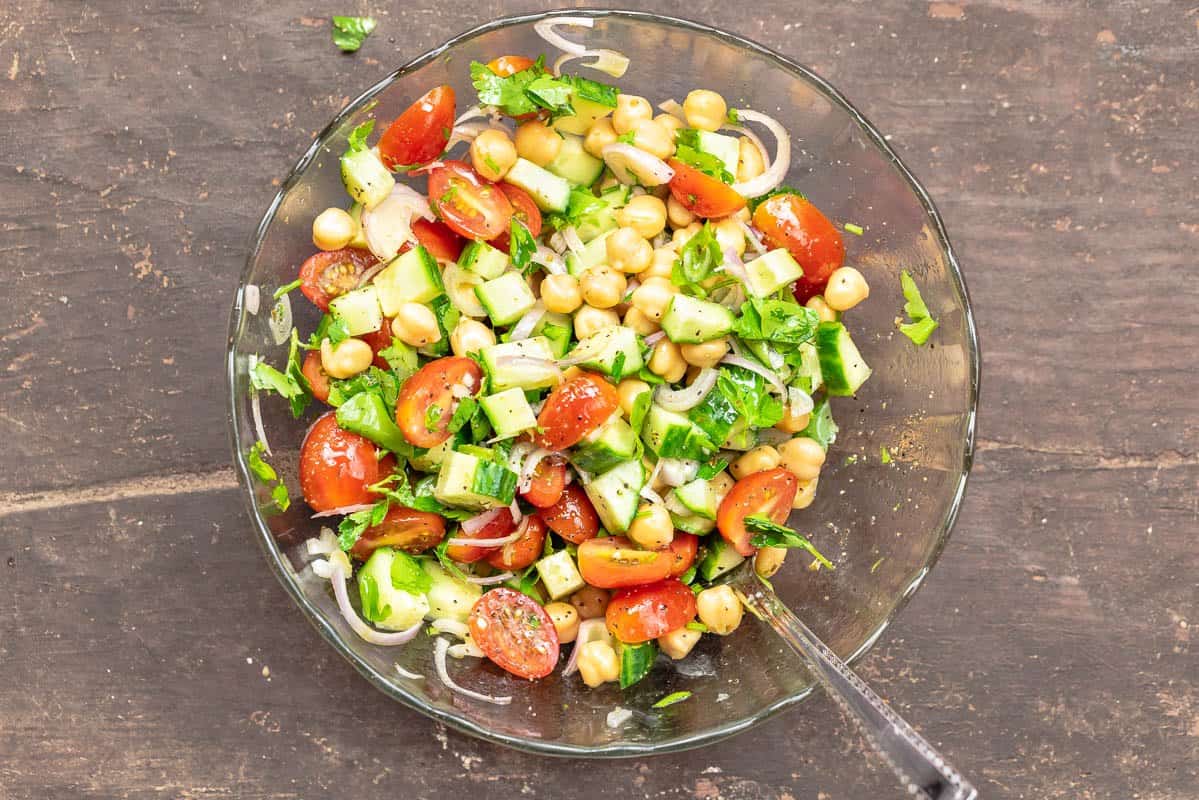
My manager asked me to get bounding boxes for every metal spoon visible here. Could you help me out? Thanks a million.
[721,561,978,800]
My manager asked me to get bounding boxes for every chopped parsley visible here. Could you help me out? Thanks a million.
[331,16,377,53]
[273,278,302,299]
[717,367,784,430]
[308,313,351,348]
[344,119,374,154]
[898,270,938,345]
[696,458,728,481]
[337,500,389,551]
[674,129,734,184]
[744,516,834,569]
[671,222,722,295]
[725,108,740,125]
[469,57,552,118]
[616,130,638,145]
[508,219,537,272]
[249,330,310,418]
[370,473,475,522]
[685,620,708,632]
[424,404,443,432]
[246,441,291,512]
[732,297,820,344]
[652,690,693,709]
[447,397,476,434]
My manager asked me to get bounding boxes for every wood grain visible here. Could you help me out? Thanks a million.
[1,1,1196,798]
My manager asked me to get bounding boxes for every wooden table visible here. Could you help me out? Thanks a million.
[2,2,1195,797]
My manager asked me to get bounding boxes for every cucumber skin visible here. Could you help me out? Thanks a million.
[815,321,872,396]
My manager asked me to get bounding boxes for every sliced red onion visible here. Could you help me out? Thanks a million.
[430,618,470,639]
[742,222,767,255]
[552,49,629,78]
[442,264,487,318]
[561,225,585,255]
[493,355,562,384]
[639,484,664,504]
[723,123,768,168]
[330,561,423,646]
[363,184,433,261]
[721,354,787,395]
[658,458,700,487]
[509,500,523,525]
[534,16,591,55]
[728,109,791,199]
[306,528,339,557]
[244,284,260,315]
[717,282,745,311]
[460,507,506,535]
[446,528,523,549]
[407,159,447,176]
[509,302,546,342]
[248,372,271,457]
[563,618,613,676]
[448,639,485,659]
[394,662,425,680]
[720,248,749,284]
[455,105,487,125]
[788,386,815,416]
[311,503,374,519]
[355,260,388,288]
[433,636,512,705]
[464,571,514,586]
[654,368,718,412]
[602,143,674,186]
[657,99,686,121]
[534,244,567,275]
[644,457,664,490]
[519,447,555,492]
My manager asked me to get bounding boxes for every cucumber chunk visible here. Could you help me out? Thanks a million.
[565,228,615,275]
[480,336,559,392]
[744,248,804,297]
[458,240,510,280]
[421,560,482,624]
[434,451,514,510]
[573,415,642,474]
[815,321,871,396]
[546,133,605,187]
[565,325,643,377]
[357,548,431,631]
[536,550,586,600]
[479,388,538,439]
[340,148,394,210]
[475,272,537,327]
[328,285,384,336]
[374,245,445,315]
[504,158,571,212]
[660,294,735,344]
[697,538,744,581]
[583,460,646,534]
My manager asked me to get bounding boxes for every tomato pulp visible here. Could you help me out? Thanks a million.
[298,247,377,311]
[299,412,396,512]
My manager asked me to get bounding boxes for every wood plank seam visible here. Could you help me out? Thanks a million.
[0,467,239,518]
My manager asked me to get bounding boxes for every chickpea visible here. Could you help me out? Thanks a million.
[628,118,675,160]
[645,247,676,280]
[671,221,703,248]
[616,195,668,240]
[730,206,751,224]
[617,378,651,417]
[612,94,653,135]
[627,503,674,549]
[805,295,838,323]
[319,337,372,379]
[755,546,787,578]
[606,227,653,274]
[541,273,583,314]
[573,305,620,339]
[680,337,730,368]
[823,267,870,311]
[777,436,826,481]
[449,318,495,357]
[712,216,746,257]
[544,602,580,644]
[793,477,818,509]
[736,136,766,183]
[577,640,621,687]
[648,339,686,382]
[683,89,728,132]
[579,267,627,309]
[709,470,735,502]
[630,276,676,321]
[658,625,702,660]
[654,113,685,138]
[696,585,743,635]
[730,445,782,479]
[570,585,611,620]
[622,306,659,335]
[392,303,442,347]
[775,405,812,434]
[514,119,562,167]
[666,195,696,230]
[312,207,357,251]
[470,129,518,181]
[584,117,619,159]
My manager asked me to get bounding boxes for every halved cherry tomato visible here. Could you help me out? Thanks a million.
[520,456,566,509]
[350,506,446,560]
[427,161,514,240]
[716,468,798,556]
[605,578,698,644]
[488,184,543,253]
[535,372,620,450]
[395,357,483,448]
[538,484,600,544]
[666,532,699,578]
[357,325,397,370]
[301,350,332,403]
[298,247,377,311]
[578,537,674,589]
[299,412,396,512]
[667,160,747,219]
[752,194,845,302]
[377,85,455,171]
[468,587,559,679]
[487,516,547,571]
[410,218,465,262]
[487,55,537,77]
[445,510,516,563]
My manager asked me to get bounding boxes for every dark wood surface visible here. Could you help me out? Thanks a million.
[2,1,1196,798]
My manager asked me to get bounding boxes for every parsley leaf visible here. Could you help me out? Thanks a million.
[345,119,374,154]
[671,222,723,294]
[270,482,290,512]
[503,565,545,604]
[725,108,740,124]
[560,73,619,107]
[652,690,693,709]
[376,338,418,380]
[674,129,733,184]
[336,391,414,458]
[273,278,302,299]
[250,336,310,419]
[629,388,652,434]
[447,397,476,434]
[732,298,820,344]
[327,366,399,415]
[801,395,838,450]
[246,440,277,483]
[433,539,471,582]
[308,313,351,348]
[369,473,475,522]
[616,130,637,145]
[898,270,939,345]
[389,549,432,595]
[470,58,547,117]
[331,16,377,53]
[610,351,627,381]
[508,219,537,272]
[524,74,575,119]
[338,500,389,551]
[746,186,806,214]
[716,366,784,429]
[745,515,834,569]
[424,404,442,433]
[696,458,728,481]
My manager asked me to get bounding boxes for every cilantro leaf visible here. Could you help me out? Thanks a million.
[338,500,389,551]
[746,186,806,214]
[270,482,290,512]
[508,219,537,272]
[376,338,418,379]
[331,16,377,53]
[345,119,374,154]
[560,73,619,107]
[674,130,733,184]
[716,366,784,429]
[246,440,278,484]
[369,472,475,521]
[447,396,476,435]
[470,59,547,117]
[745,515,834,569]
[308,313,351,348]
[434,539,471,582]
[327,366,399,416]
[503,565,545,603]
[424,404,442,433]
[898,270,939,345]
[652,690,692,709]
[629,388,652,434]
[250,336,310,419]
[610,350,627,382]
[389,549,432,595]
[524,74,575,119]
[671,222,722,294]
[732,298,820,344]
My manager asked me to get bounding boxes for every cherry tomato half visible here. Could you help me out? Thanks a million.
[667,532,699,578]
[487,516,547,571]
[487,55,537,77]
[752,194,845,302]
[377,85,455,171]
[577,537,674,589]
[488,184,543,253]
[716,468,798,556]
[301,349,332,403]
[537,484,600,544]
[605,578,698,644]
[445,510,516,564]
[535,372,620,450]
[427,161,514,241]
[410,218,465,262]
[299,412,396,512]
[521,457,566,509]
[350,506,446,561]
[469,587,559,679]
[298,247,377,311]
[667,160,747,219]
[395,357,483,449]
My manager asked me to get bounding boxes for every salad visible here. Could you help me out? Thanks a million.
[247,19,877,703]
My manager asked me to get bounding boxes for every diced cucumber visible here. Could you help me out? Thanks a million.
[347,202,369,249]
[583,460,646,534]
[409,433,461,472]
[697,538,744,581]
[674,478,718,520]
[660,294,735,344]
[553,82,618,135]
[457,240,510,280]
[340,148,394,210]
[744,248,804,297]
[434,451,510,510]
[421,560,482,624]
[480,336,559,392]
[479,388,538,439]
[533,311,573,358]
[574,415,641,474]
[694,130,740,177]
[357,548,431,631]
[565,228,615,275]
[686,382,740,450]
[815,321,872,396]
[721,418,758,451]
[642,404,716,461]
[328,285,383,336]
[536,550,586,600]
[504,158,571,212]
[565,325,643,377]
[664,490,715,534]
[475,272,537,327]
[794,341,823,394]
[373,245,445,315]
[546,133,605,187]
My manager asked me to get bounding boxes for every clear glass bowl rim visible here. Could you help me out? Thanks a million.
[224,7,981,758]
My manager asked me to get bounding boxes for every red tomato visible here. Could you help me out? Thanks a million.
[487,55,536,77]
[427,161,513,240]
[301,350,332,403]
[377,85,455,171]
[445,511,517,564]
[605,579,698,643]
[410,218,465,262]
[350,506,446,560]
[487,516,547,571]
[716,468,798,556]
[667,532,699,578]
[752,194,845,301]
[298,247,377,311]
[395,357,483,448]
[357,326,397,370]
[521,457,566,509]
[538,484,600,544]
[488,184,543,252]
[535,372,620,450]
[667,160,747,218]
[468,588,559,679]
[299,412,396,512]
[577,537,673,589]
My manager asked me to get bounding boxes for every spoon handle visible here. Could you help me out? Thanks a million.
[737,582,978,800]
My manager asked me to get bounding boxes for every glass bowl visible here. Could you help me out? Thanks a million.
[225,9,978,757]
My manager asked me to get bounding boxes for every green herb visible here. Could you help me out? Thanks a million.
[250,343,310,419]
[560,73,619,107]
[725,108,740,124]
[652,690,693,709]
[629,387,652,433]
[696,458,728,481]
[335,391,414,458]
[338,500,389,551]
[247,440,278,483]
[685,620,707,632]
[508,219,537,272]
[447,397,476,435]
[331,16,377,53]
[345,119,374,155]
[309,313,351,348]
[470,461,519,505]
[898,270,939,345]
[469,398,493,442]
[390,549,432,595]
[273,278,302,299]
[542,529,555,558]
[524,73,576,119]
[671,222,722,294]
[503,565,545,603]
[618,641,657,689]
[370,472,475,522]
[745,516,834,569]
[358,573,386,621]
[376,338,418,379]
[674,130,734,184]
[469,57,548,118]
[433,539,470,582]
[270,482,290,511]
[717,366,784,429]
[424,404,443,433]
[636,366,665,385]
[616,130,638,145]
[327,366,399,415]
[746,186,806,214]
[880,445,892,464]
[610,351,627,382]
[801,396,838,450]
[733,298,820,344]
[870,556,885,574]
[844,222,864,236]
[420,294,459,358]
